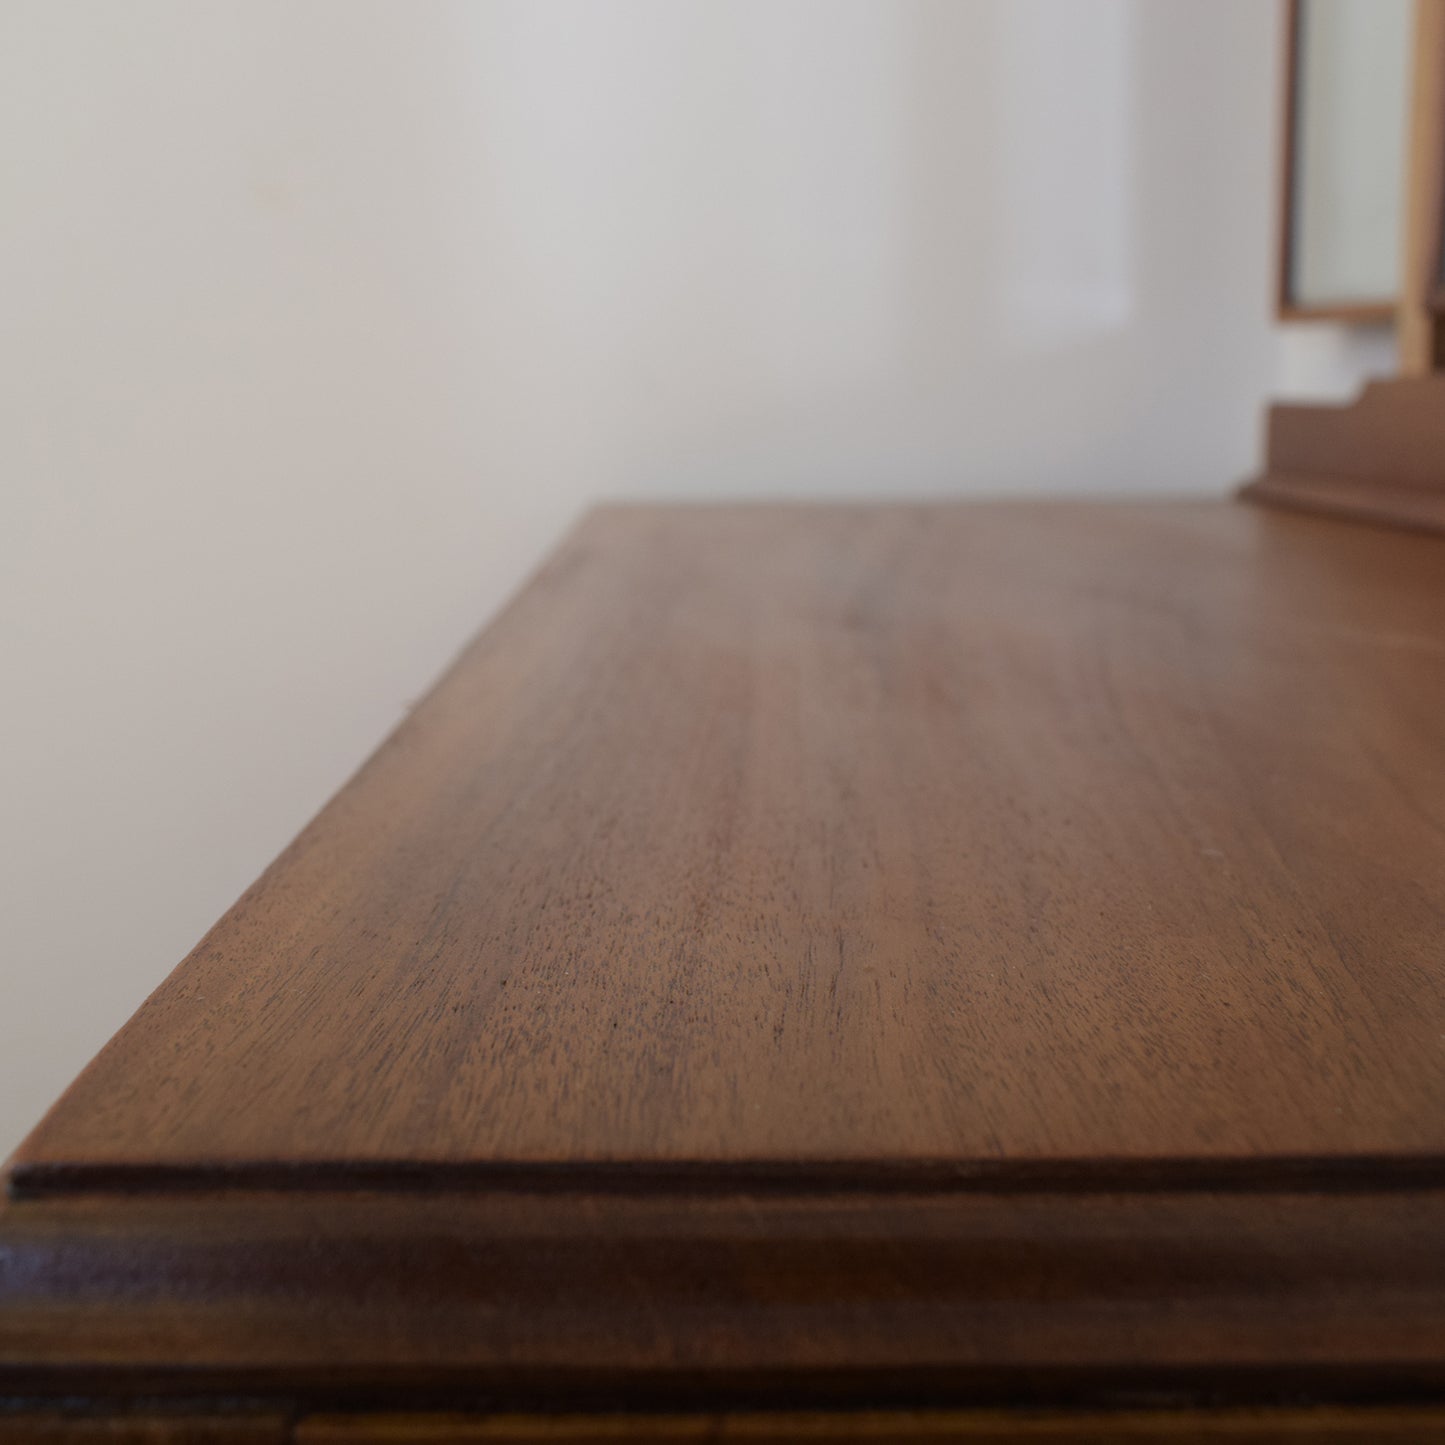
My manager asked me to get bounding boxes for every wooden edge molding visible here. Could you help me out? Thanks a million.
[6,1407,1445,1444]
[0,1412,291,1443]
[1243,375,1445,534]
[4,1188,1445,1410]
[1240,473,1445,535]
[14,1150,1445,1201]
[291,1405,1445,1441]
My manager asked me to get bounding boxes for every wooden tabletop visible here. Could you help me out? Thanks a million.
[12,499,1445,1191]
[5,499,1445,1421]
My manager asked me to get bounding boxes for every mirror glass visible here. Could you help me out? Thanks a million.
[1284,0,1411,316]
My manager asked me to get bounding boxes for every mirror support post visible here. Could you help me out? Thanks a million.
[1400,0,1445,373]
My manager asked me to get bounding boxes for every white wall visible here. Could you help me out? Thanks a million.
[0,0,1397,1159]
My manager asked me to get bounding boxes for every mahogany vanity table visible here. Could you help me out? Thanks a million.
[10,0,1445,1431]
[4,489,1445,1441]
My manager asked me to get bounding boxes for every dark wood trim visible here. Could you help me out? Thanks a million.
[9,1406,1445,1442]
[291,1406,1445,1442]
[5,1188,1445,1410]
[14,1151,1445,1202]
[0,1413,290,1443]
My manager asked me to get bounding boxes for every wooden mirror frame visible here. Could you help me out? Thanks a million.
[1276,0,1403,325]
[1246,0,1445,533]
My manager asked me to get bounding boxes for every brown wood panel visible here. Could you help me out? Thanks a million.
[1243,375,1445,534]
[11,501,1445,1191]
[294,1407,1445,1442]
[0,1414,288,1443]
[1255,376,1445,490]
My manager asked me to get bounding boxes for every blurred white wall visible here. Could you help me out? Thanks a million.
[0,0,1398,1157]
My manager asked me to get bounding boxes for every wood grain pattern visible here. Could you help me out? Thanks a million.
[7,501,1445,1426]
[11,501,1445,1192]
[293,1408,1445,1442]
[0,1415,288,1443]
[8,1187,1445,1402]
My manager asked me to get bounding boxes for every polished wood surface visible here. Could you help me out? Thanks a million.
[6,501,1445,1432]
[12,501,1445,1191]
